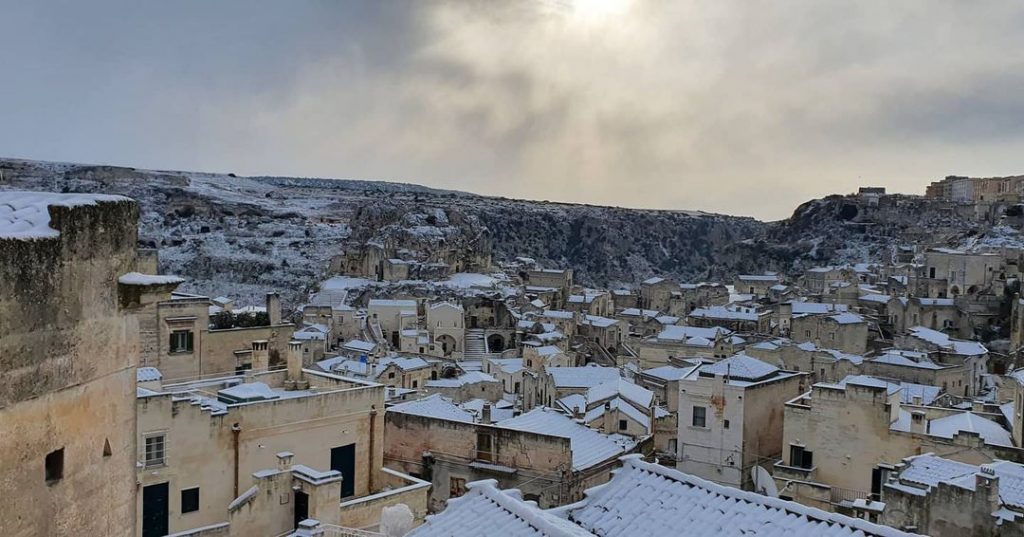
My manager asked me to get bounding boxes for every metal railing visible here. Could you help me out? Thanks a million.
[829,485,873,505]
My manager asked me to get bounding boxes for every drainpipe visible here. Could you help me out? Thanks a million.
[231,422,241,497]
[368,405,378,492]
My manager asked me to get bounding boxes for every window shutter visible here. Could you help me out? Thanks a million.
[186,331,194,352]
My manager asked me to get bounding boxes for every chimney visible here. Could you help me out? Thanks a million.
[276,451,294,471]
[910,410,927,434]
[481,403,492,424]
[285,340,307,389]
[267,292,282,325]
[251,340,269,371]
[976,467,1000,512]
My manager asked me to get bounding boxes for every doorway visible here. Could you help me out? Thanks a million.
[331,444,357,498]
[142,482,169,537]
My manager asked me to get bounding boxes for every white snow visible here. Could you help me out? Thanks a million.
[0,191,129,239]
[118,272,185,286]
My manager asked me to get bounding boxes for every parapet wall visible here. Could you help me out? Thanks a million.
[0,197,139,406]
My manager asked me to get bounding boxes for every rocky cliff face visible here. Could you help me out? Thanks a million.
[2,158,1013,308]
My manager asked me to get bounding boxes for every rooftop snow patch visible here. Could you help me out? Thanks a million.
[0,191,131,240]
[118,272,185,286]
[560,456,920,537]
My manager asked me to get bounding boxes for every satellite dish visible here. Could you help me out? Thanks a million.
[751,466,779,498]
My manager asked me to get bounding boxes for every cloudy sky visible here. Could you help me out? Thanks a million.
[2,1,1024,220]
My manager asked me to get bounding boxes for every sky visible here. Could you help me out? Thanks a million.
[2,1,1024,220]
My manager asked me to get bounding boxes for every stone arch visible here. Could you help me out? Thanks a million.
[436,334,457,356]
[487,334,506,352]
[950,286,961,296]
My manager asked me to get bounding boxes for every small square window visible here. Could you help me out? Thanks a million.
[145,434,166,468]
[692,406,707,428]
[181,487,200,513]
[618,419,628,431]
[723,419,730,429]
[45,448,64,483]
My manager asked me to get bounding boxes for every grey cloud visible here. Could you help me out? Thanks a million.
[1,1,1023,219]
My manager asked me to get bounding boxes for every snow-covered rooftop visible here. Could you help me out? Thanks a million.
[585,378,654,409]
[928,412,1012,446]
[118,272,185,286]
[137,367,163,382]
[908,326,987,356]
[560,456,916,537]
[890,453,1024,513]
[497,408,636,471]
[408,479,594,537]
[387,394,476,423]
[697,354,780,382]
[0,191,130,240]
[546,366,621,389]
[425,371,498,388]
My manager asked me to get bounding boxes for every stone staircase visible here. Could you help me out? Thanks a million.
[464,329,499,361]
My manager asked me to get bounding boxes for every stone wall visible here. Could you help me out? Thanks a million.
[0,197,140,536]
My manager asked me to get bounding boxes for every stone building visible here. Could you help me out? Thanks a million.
[880,453,1024,536]
[136,341,428,536]
[633,325,743,369]
[567,290,613,317]
[802,266,857,294]
[670,282,730,316]
[676,354,806,489]
[687,305,772,334]
[896,326,988,397]
[407,455,917,537]
[426,302,465,359]
[887,297,959,334]
[140,291,295,381]
[914,248,1000,298]
[522,268,573,309]
[774,377,1022,513]
[0,192,144,537]
[384,396,644,512]
[734,273,783,298]
[790,311,868,355]
[639,277,678,312]
[745,340,863,385]
[368,298,418,348]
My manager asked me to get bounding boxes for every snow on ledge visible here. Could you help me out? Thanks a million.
[118,272,185,286]
[0,191,131,240]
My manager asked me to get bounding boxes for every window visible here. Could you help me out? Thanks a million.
[181,487,200,514]
[388,371,396,379]
[829,332,835,341]
[476,433,493,462]
[619,419,628,431]
[723,419,730,429]
[668,439,677,454]
[804,330,811,338]
[789,445,813,469]
[169,330,194,353]
[45,448,64,483]
[412,380,418,388]
[929,267,936,279]
[145,434,166,467]
[691,406,707,428]
[450,477,467,498]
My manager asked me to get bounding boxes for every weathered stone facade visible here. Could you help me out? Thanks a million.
[0,196,140,537]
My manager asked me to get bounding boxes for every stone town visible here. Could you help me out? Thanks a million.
[10,184,1024,537]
